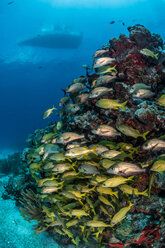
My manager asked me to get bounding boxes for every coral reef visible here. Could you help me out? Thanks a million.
[18,24,165,247]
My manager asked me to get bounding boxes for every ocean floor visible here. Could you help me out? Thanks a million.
[0,175,59,248]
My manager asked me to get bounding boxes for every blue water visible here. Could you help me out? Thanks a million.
[0,0,165,151]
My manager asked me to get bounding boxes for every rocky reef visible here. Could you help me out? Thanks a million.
[8,24,165,248]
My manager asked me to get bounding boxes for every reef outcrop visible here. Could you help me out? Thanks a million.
[17,24,165,248]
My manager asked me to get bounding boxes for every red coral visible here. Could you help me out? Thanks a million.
[134,224,161,245]
[109,243,124,248]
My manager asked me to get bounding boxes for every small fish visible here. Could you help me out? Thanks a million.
[78,163,100,175]
[41,133,56,143]
[122,22,125,26]
[56,132,85,145]
[93,49,109,58]
[101,150,132,160]
[92,124,120,137]
[43,162,55,170]
[62,171,79,179]
[102,176,134,187]
[64,103,80,114]
[43,105,56,119]
[96,65,117,74]
[100,159,116,169]
[129,83,151,94]
[56,120,63,130]
[133,89,154,99]
[86,220,111,228]
[90,144,109,156]
[59,96,70,106]
[41,186,62,194]
[100,205,112,217]
[49,153,66,162]
[116,123,149,140]
[75,93,89,104]
[110,202,134,226]
[151,160,165,173]
[72,76,86,84]
[98,195,115,209]
[96,186,118,198]
[70,209,89,219]
[96,99,127,111]
[107,162,145,176]
[29,162,41,173]
[89,87,113,99]
[94,75,116,87]
[66,219,79,228]
[119,185,148,196]
[68,190,86,199]
[52,163,71,173]
[157,94,165,107]
[142,139,165,151]
[65,146,97,158]
[93,57,116,69]
[140,48,159,60]
[65,83,85,94]
[110,21,115,24]
[42,180,63,187]
[44,144,62,154]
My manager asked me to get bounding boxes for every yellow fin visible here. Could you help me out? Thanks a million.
[120,101,127,111]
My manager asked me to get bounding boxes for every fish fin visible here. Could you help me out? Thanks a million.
[142,131,150,141]
[128,151,134,160]
[113,191,118,198]
[128,175,134,181]
[52,105,57,110]
[120,101,128,111]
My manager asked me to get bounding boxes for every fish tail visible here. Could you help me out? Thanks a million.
[128,151,134,160]
[155,53,159,60]
[113,191,118,198]
[52,105,57,110]
[113,64,117,71]
[128,175,134,181]
[142,131,150,141]
[141,188,148,197]
[91,145,98,156]
[120,101,128,111]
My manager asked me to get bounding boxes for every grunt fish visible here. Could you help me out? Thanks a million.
[116,123,149,140]
[89,87,113,99]
[93,49,109,58]
[142,138,165,151]
[110,202,134,226]
[94,75,116,87]
[119,185,148,196]
[56,132,85,145]
[140,48,159,60]
[65,83,86,94]
[151,160,165,173]
[107,162,145,176]
[96,99,127,111]
[93,57,116,69]
[102,176,134,187]
[157,94,165,107]
[43,105,56,119]
[92,124,120,137]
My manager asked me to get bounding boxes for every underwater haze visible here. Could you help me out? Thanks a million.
[0,0,165,153]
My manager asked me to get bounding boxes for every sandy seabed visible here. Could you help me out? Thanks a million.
[0,176,59,248]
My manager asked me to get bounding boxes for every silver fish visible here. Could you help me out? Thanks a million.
[65,83,85,94]
[95,75,116,87]
[93,57,116,69]
[93,49,109,58]
[64,104,80,114]
[78,164,100,175]
[92,125,120,137]
[75,93,89,104]
[89,87,113,99]
[56,132,85,145]
[142,139,165,151]
[133,89,154,99]
[107,162,145,176]
[129,83,151,94]
[44,144,62,154]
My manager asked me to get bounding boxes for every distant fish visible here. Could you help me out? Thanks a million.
[122,22,125,26]
[8,1,14,5]
[109,21,115,25]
